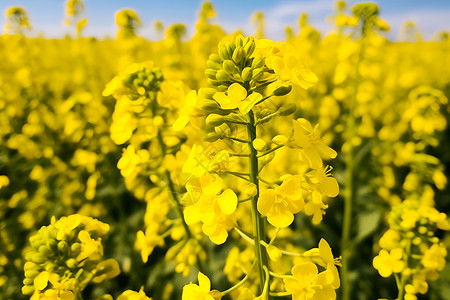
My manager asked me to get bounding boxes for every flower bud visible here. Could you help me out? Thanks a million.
[267,245,282,261]
[219,43,231,60]
[241,67,253,82]
[58,241,69,255]
[209,53,222,64]
[223,60,236,73]
[66,258,78,269]
[70,243,81,257]
[24,261,38,271]
[204,132,220,142]
[45,262,57,273]
[207,79,220,86]
[216,70,230,82]
[235,35,244,47]
[198,99,220,112]
[207,59,221,70]
[206,114,226,127]
[244,37,256,56]
[244,183,257,197]
[217,85,228,92]
[215,123,231,137]
[232,47,245,63]
[252,57,265,68]
[198,87,217,100]
[22,285,35,295]
[273,85,292,96]
[32,253,47,264]
[38,245,52,257]
[205,69,217,80]
[279,103,297,116]
[253,138,266,151]
[25,270,39,279]
[226,42,236,59]
[252,68,264,81]
[47,239,58,253]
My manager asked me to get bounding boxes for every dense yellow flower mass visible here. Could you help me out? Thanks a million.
[22,215,120,299]
[0,1,449,299]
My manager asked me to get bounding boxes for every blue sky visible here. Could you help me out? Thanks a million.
[1,0,449,40]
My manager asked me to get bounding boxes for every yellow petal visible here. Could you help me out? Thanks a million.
[184,205,201,225]
[216,189,237,215]
[268,206,294,228]
[292,262,318,283]
[257,189,276,215]
[34,271,49,291]
[238,93,263,114]
[228,83,247,101]
[301,147,322,169]
[213,92,233,109]
[198,272,211,293]
[321,177,339,197]
[173,115,190,131]
[316,142,338,160]
[318,239,334,264]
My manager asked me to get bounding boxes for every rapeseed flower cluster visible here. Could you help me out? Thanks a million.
[22,215,120,299]
[373,200,449,299]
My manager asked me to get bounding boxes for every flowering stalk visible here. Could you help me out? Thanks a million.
[341,6,369,299]
[177,34,341,299]
[247,110,270,297]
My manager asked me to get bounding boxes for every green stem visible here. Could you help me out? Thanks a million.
[247,110,270,299]
[157,131,192,239]
[228,152,250,157]
[257,176,277,187]
[220,260,257,296]
[395,239,411,300]
[257,144,284,158]
[248,79,277,92]
[255,111,279,126]
[341,21,366,300]
[270,291,291,297]
[229,137,252,144]
[254,94,275,106]
[226,171,251,182]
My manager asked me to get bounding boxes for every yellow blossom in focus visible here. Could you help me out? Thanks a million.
[213,83,262,114]
[257,175,304,228]
[288,118,337,169]
[271,53,318,89]
[283,262,336,300]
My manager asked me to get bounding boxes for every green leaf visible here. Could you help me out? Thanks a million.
[356,210,381,242]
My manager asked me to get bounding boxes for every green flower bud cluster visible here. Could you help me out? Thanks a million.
[22,214,120,296]
[352,3,379,19]
[205,35,264,91]
[351,3,389,32]
[122,65,164,101]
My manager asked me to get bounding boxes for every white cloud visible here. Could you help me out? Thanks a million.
[383,9,450,40]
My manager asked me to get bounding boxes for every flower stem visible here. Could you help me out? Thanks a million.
[257,144,284,158]
[247,110,270,299]
[157,131,192,239]
[341,21,367,300]
[220,260,257,296]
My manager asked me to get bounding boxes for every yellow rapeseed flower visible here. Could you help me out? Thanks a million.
[257,175,304,228]
[373,248,405,277]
